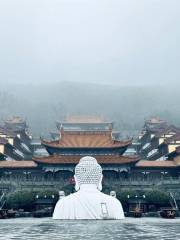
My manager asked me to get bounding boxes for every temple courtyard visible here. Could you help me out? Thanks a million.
[0,217,180,240]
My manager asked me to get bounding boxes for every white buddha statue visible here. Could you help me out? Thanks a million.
[53,156,124,220]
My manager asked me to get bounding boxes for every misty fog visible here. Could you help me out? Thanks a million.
[0,82,180,137]
[0,0,180,136]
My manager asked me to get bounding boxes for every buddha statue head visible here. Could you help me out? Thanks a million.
[74,156,103,191]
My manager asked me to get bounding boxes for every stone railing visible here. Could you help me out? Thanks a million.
[0,179,67,192]
[0,177,180,191]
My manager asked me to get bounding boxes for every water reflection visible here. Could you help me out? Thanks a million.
[0,218,180,240]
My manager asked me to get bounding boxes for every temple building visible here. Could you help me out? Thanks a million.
[38,116,137,180]
[51,115,120,140]
[137,117,180,160]
[0,116,180,183]
[0,117,33,160]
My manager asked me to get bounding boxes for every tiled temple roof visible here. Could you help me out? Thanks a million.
[136,160,177,168]
[0,127,17,138]
[64,115,106,124]
[144,117,168,133]
[164,133,180,144]
[42,130,132,148]
[5,116,25,124]
[34,155,140,165]
[155,125,180,138]
[0,160,37,168]
[145,117,166,125]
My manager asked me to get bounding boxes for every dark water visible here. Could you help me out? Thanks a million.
[0,218,180,240]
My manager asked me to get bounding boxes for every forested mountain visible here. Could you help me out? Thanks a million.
[0,81,180,137]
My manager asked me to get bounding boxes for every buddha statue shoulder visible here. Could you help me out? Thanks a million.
[53,156,124,220]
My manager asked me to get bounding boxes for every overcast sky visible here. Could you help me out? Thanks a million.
[0,0,180,86]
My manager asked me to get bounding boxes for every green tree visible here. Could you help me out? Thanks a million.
[145,190,170,207]
[5,190,35,211]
